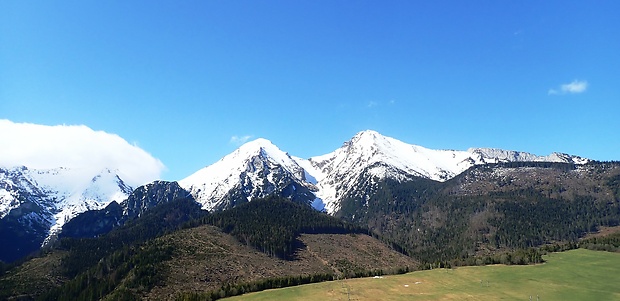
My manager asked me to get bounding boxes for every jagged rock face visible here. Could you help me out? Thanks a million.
[0,166,133,262]
[0,167,57,262]
[61,181,191,239]
[123,180,190,218]
[179,139,317,211]
[59,201,124,239]
[468,148,589,164]
[0,192,53,262]
[181,130,591,215]
[1,130,595,263]
[303,131,590,214]
[0,167,55,221]
[304,131,483,213]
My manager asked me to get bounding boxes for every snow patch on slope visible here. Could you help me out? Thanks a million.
[179,131,591,215]
[468,148,589,164]
[304,130,486,213]
[298,130,590,214]
[179,138,311,210]
[42,168,132,242]
[0,166,133,244]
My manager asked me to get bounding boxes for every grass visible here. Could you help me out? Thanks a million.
[225,249,620,301]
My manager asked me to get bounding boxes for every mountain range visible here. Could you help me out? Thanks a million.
[2,130,619,300]
[0,166,132,262]
[179,130,588,213]
[0,130,591,262]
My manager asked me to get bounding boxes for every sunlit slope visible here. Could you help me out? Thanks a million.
[226,249,620,301]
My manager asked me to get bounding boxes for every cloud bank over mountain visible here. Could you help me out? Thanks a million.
[0,119,165,186]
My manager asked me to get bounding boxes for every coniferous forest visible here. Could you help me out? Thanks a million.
[193,196,368,258]
[1,162,619,300]
[338,162,620,265]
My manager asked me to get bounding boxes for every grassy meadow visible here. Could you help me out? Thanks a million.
[225,249,620,301]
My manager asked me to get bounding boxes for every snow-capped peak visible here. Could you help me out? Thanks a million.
[179,138,314,210]
[304,131,486,213]
[311,131,481,181]
[0,166,133,246]
[299,130,594,214]
[182,130,596,216]
[235,138,301,173]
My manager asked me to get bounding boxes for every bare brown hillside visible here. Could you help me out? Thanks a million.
[144,225,416,300]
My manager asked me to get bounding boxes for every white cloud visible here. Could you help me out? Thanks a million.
[230,135,253,145]
[548,80,588,95]
[562,80,588,93]
[367,101,378,108]
[0,120,165,186]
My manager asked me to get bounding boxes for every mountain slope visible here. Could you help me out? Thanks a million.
[179,138,317,211]
[1,130,593,263]
[337,161,620,263]
[468,147,589,164]
[0,197,415,301]
[300,130,589,213]
[303,130,481,213]
[0,166,132,262]
[60,180,191,239]
[179,130,590,215]
[196,196,368,258]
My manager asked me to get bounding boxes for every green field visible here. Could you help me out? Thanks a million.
[225,249,620,301]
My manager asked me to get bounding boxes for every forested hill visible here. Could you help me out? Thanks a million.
[190,196,370,258]
[0,197,414,301]
[338,161,620,264]
[0,196,205,300]
[2,162,620,300]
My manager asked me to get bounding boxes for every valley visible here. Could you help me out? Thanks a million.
[1,131,619,300]
[4,1,618,300]
[225,249,620,301]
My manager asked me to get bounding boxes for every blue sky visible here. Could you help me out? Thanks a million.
[1,1,619,181]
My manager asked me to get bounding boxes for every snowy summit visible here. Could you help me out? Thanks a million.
[180,130,589,214]
[179,138,315,211]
